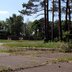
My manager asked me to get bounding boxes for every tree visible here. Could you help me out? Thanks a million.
[52,0,63,41]
[31,20,44,39]
[58,0,62,40]
[19,0,72,41]
[20,0,50,42]
[0,21,7,30]
[51,0,54,41]
[62,0,72,41]
[6,14,24,36]
[43,0,50,42]
[62,0,72,31]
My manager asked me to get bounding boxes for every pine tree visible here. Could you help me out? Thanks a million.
[58,0,62,40]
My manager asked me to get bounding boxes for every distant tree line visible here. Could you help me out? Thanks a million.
[20,0,72,42]
[0,0,72,41]
[0,16,72,41]
[0,14,24,39]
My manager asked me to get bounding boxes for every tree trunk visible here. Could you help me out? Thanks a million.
[65,0,70,41]
[58,0,62,41]
[44,0,49,42]
[51,0,54,41]
[68,0,71,31]
[65,0,68,31]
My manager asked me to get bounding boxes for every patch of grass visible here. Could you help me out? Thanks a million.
[60,41,72,52]
[0,50,8,53]
[0,66,13,72]
[0,68,13,72]
[52,57,72,63]
[1,40,71,53]
[0,40,16,43]
[1,40,66,49]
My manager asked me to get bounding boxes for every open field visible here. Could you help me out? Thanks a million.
[0,51,72,72]
[0,40,67,49]
[0,40,72,72]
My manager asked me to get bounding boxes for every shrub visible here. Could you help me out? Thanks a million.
[61,41,72,52]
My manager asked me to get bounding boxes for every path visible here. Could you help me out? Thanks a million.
[16,62,72,72]
[0,44,72,72]
[0,52,72,72]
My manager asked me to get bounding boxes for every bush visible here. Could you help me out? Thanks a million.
[61,41,72,52]
[0,30,8,39]
[8,35,19,40]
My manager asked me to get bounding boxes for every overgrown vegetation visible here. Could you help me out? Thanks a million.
[0,40,71,53]
[60,40,72,52]
[2,40,64,48]
[51,57,72,63]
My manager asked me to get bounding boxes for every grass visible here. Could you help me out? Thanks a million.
[0,68,13,72]
[0,40,64,54]
[51,57,72,63]
[0,40,16,43]
[0,40,72,53]
[0,40,66,49]
[0,40,72,71]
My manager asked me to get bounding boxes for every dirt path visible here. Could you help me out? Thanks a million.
[0,45,72,72]
[16,62,72,72]
[0,52,72,72]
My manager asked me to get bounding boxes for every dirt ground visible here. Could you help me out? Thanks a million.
[16,62,72,72]
[0,52,72,72]
[0,46,72,72]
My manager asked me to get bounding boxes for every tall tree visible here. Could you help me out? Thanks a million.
[58,0,62,40]
[68,0,72,31]
[20,0,50,42]
[51,0,54,41]
[65,0,69,31]
[44,0,49,42]
[62,0,72,31]
[6,14,24,36]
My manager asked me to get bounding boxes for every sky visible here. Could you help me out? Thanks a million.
[0,0,44,23]
[0,0,67,23]
[0,0,30,22]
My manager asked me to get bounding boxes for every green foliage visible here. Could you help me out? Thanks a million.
[52,57,72,63]
[0,21,6,30]
[1,40,64,49]
[63,31,70,41]
[5,14,24,36]
[20,0,44,16]
[1,40,72,53]
[31,20,43,40]
[60,41,72,52]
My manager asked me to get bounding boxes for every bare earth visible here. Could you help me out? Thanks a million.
[0,46,72,72]
[17,62,72,72]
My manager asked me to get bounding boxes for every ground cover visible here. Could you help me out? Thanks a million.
[0,40,67,49]
[0,40,72,72]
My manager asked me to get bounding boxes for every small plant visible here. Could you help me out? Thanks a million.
[61,41,72,52]
[51,57,72,63]
[67,41,72,52]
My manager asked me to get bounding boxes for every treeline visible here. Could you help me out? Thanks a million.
[19,0,72,42]
[0,0,72,41]
[0,16,72,41]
